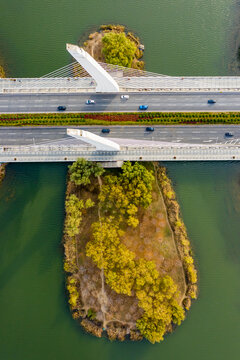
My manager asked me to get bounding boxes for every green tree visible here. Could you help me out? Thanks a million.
[65,194,94,237]
[69,158,104,186]
[136,314,166,344]
[102,32,137,67]
[98,162,154,227]
[65,194,84,237]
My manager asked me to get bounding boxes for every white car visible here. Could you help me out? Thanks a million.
[86,99,95,104]
[120,95,129,100]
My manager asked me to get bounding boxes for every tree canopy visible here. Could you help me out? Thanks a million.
[68,158,104,186]
[99,161,155,227]
[102,32,137,67]
[85,161,185,343]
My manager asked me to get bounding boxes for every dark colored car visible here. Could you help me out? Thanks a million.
[57,106,66,111]
[225,132,234,137]
[139,105,148,110]
[146,127,154,132]
[208,99,216,104]
[101,128,110,134]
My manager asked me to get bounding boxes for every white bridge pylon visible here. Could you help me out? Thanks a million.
[67,129,121,151]
[66,44,119,93]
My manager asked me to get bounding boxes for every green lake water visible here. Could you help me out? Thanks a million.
[1,0,240,359]
[1,163,240,360]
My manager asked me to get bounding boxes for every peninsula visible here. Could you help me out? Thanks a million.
[63,159,197,343]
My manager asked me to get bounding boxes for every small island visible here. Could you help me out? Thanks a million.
[82,24,145,69]
[63,160,197,343]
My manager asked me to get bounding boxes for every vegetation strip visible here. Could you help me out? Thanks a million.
[155,165,197,304]
[1,112,240,126]
[63,159,197,343]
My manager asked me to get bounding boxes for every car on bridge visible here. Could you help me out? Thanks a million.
[225,132,234,137]
[146,127,154,132]
[86,99,95,104]
[101,128,110,134]
[139,105,148,110]
[57,106,66,111]
[208,99,216,104]
[120,95,129,100]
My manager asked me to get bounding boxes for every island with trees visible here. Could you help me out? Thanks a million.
[63,159,197,343]
[82,24,145,69]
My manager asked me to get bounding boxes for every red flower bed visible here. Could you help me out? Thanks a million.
[84,113,140,122]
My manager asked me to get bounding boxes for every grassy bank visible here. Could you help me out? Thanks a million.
[1,111,240,126]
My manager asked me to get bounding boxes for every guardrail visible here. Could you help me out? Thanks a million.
[0,144,240,163]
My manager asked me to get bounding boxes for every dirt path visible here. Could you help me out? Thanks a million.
[153,163,187,303]
[97,175,108,328]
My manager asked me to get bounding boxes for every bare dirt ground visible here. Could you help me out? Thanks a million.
[84,32,106,62]
[121,173,186,301]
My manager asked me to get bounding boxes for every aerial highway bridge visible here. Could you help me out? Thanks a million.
[1,44,240,113]
[1,44,240,164]
[0,126,240,165]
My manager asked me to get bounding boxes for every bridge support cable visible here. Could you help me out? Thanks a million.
[66,44,119,92]
[2,43,240,93]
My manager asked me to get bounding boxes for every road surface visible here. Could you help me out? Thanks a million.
[0,125,240,146]
[1,92,240,113]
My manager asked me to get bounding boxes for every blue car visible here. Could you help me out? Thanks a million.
[208,99,216,104]
[102,128,110,134]
[146,127,154,132]
[139,105,148,110]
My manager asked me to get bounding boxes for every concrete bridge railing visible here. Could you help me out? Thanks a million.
[0,144,240,163]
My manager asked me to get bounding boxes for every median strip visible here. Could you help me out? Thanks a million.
[1,111,240,126]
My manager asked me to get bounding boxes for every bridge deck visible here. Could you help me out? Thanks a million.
[2,77,240,93]
[0,143,239,163]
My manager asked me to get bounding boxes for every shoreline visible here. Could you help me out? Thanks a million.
[63,161,197,342]
[0,55,6,78]
[155,164,198,306]
[0,163,6,183]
